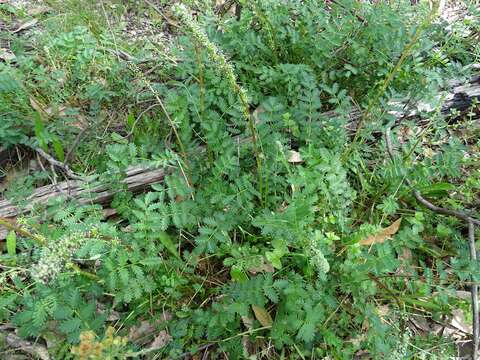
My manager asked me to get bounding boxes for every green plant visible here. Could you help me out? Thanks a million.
[1,0,479,359]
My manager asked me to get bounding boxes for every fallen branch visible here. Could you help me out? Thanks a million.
[0,165,166,238]
[324,74,480,135]
[34,147,83,181]
[385,126,479,359]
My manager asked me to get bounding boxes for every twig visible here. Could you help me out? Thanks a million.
[126,103,161,138]
[385,126,479,358]
[215,0,236,16]
[176,344,213,359]
[411,190,480,226]
[64,127,88,163]
[37,153,75,200]
[34,147,84,181]
[385,128,480,226]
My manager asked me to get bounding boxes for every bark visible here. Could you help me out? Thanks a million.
[0,166,165,238]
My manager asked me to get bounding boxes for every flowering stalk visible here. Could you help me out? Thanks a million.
[32,230,96,283]
[172,4,264,200]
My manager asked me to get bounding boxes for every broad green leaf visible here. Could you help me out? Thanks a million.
[158,232,180,259]
[417,183,455,197]
[51,136,65,162]
[266,251,282,269]
[6,230,16,256]
[230,265,248,282]
[34,114,48,151]
[126,112,135,128]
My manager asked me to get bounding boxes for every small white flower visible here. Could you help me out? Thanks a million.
[32,232,88,283]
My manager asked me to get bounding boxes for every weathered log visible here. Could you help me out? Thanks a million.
[0,166,165,218]
[0,76,478,239]
[322,75,480,133]
[0,166,166,238]
[442,75,480,114]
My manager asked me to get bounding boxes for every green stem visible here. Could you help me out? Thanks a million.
[0,217,46,245]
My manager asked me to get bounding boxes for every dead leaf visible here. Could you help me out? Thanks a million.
[128,321,154,344]
[128,312,172,345]
[241,315,254,329]
[5,333,50,360]
[96,302,121,321]
[247,257,274,274]
[376,305,390,320]
[252,305,273,327]
[408,314,434,335]
[12,19,38,33]
[349,333,367,347]
[359,218,402,245]
[102,208,117,218]
[423,147,435,158]
[252,106,264,125]
[396,247,413,275]
[0,48,16,62]
[69,114,88,129]
[398,247,412,261]
[287,150,303,164]
[148,330,171,350]
[354,350,370,359]
[445,309,472,336]
[242,336,253,357]
[452,290,472,301]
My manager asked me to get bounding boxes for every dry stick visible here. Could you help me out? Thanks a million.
[34,147,84,181]
[385,128,480,225]
[385,127,479,358]
[64,127,88,163]
[126,103,161,139]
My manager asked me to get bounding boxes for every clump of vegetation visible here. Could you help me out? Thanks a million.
[0,0,479,358]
